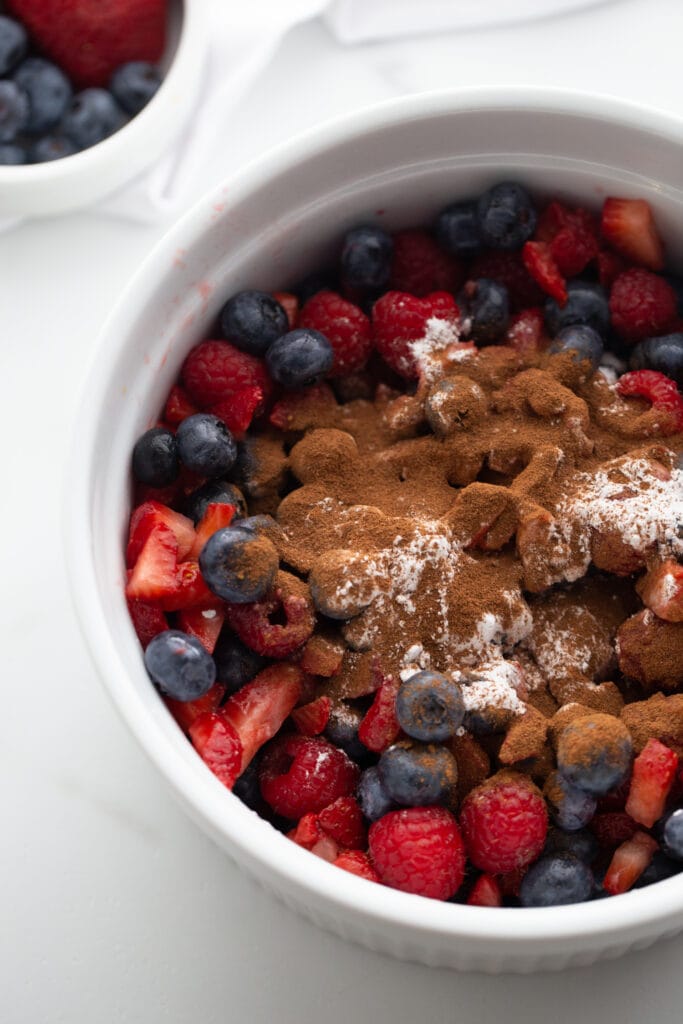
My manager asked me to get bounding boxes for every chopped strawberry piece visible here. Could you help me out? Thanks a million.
[126,501,196,568]
[188,502,236,560]
[272,291,299,329]
[177,604,225,654]
[125,523,178,603]
[311,836,340,862]
[603,831,659,895]
[521,241,567,304]
[601,197,665,271]
[156,560,212,612]
[318,796,367,849]
[625,738,679,828]
[163,385,198,426]
[126,596,168,648]
[208,386,264,438]
[616,369,683,434]
[637,560,683,622]
[165,682,226,733]
[358,676,400,752]
[333,849,381,882]
[288,812,325,849]
[188,711,243,789]
[389,228,464,297]
[292,695,331,736]
[259,734,359,819]
[222,663,304,773]
[466,874,503,907]
[504,307,547,354]
[589,811,639,849]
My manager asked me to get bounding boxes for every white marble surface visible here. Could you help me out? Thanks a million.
[4,1,683,1020]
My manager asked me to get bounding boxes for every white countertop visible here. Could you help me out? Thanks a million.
[4,1,683,1020]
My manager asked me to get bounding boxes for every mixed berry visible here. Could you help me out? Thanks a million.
[0,1,165,165]
[126,180,683,907]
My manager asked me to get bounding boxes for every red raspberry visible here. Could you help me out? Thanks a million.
[609,268,677,341]
[318,796,367,849]
[589,812,639,849]
[357,675,400,752]
[165,682,226,734]
[504,307,546,355]
[208,385,264,438]
[597,248,630,289]
[225,578,315,658]
[372,290,459,378]
[616,369,683,433]
[389,229,463,297]
[163,385,198,425]
[535,201,599,277]
[521,241,567,304]
[368,806,466,900]
[334,850,381,883]
[181,339,272,407]
[259,735,360,819]
[299,290,372,376]
[459,775,548,874]
[536,200,599,245]
[469,250,544,311]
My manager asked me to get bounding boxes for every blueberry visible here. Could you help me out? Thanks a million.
[28,134,77,162]
[461,278,509,344]
[199,525,278,603]
[219,290,289,357]
[63,88,125,149]
[232,757,262,810]
[13,58,72,135]
[340,225,393,290]
[238,514,277,535]
[377,743,458,807]
[435,200,480,257]
[0,80,28,142]
[476,182,537,251]
[545,279,609,336]
[557,718,633,796]
[110,61,161,115]
[213,630,265,695]
[182,480,247,524]
[544,826,598,864]
[325,703,368,763]
[633,850,681,888]
[549,324,604,371]
[544,771,597,831]
[176,414,237,477]
[661,808,683,860]
[0,15,28,76]
[358,766,395,821]
[0,142,25,164]
[630,333,683,387]
[265,328,333,389]
[132,427,179,487]
[520,854,594,907]
[144,629,216,701]
[395,670,465,742]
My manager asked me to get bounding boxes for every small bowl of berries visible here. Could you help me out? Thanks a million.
[65,87,683,972]
[0,0,205,216]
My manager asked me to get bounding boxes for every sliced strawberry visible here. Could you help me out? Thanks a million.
[603,831,659,895]
[188,502,236,560]
[125,523,178,603]
[156,560,212,612]
[177,604,225,654]
[126,501,196,568]
[165,682,226,733]
[358,675,400,752]
[504,307,547,355]
[163,385,198,426]
[126,596,168,648]
[222,663,304,773]
[466,874,503,907]
[291,695,331,736]
[625,738,679,828]
[637,560,683,622]
[288,812,325,850]
[188,711,243,790]
[318,796,367,849]
[311,836,340,862]
[601,198,665,271]
[272,291,299,328]
[208,386,264,438]
[333,850,382,882]
[521,241,567,304]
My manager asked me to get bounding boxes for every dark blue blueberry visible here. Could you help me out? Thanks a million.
[238,514,277,535]
[395,670,465,742]
[549,324,604,371]
[340,225,393,290]
[110,61,161,115]
[519,854,594,907]
[325,703,368,763]
[0,142,25,164]
[661,808,683,860]
[29,134,77,162]
[231,757,262,810]
[435,200,480,257]
[0,80,28,142]
[62,88,125,149]
[630,333,683,387]
[213,631,265,695]
[144,629,216,701]
[199,525,278,603]
[544,771,597,831]
[377,743,458,807]
[0,15,27,76]
[476,182,537,251]
[633,850,681,888]
[358,766,395,821]
[176,413,237,477]
[13,58,72,135]
[219,290,289,357]
[182,480,247,524]
[545,279,609,336]
[461,278,509,344]
[132,426,179,487]
[557,718,633,796]
[544,826,598,864]
[265,328,333,389]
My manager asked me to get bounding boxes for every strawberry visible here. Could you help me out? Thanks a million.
[616,369,683,434]
[288,812,324,850]
[466,873,503,907]
[163,385,198,426]
[624,738,679,828]
[637,560,683,622]
[126,501,196,568]
[125,523,178,603]
[318,795,366,849]
[156,560,212,612]
[291,695,331,736]
[165,682,226,734]
[126,596,168,648]
[188,711,243,790]
[603,831,659,895]
[188,501,236,560]
[208,386,264,438]
[358,675,400,752]
[521,241,567,304]
[222,663,304,773]
[272,291,299,329]
[504,307,547,355]
[176,604,225,655]
[534,201,599,277]
[601,197,665,271]
[7,0,167,87]
[333,850,381,882]
[389,229,463,297]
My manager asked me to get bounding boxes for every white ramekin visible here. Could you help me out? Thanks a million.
[64,87,683,973]
[0,0,205,217]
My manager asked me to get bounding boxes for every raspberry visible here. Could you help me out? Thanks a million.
[460,774,548,874]
[504,307,546,354]
[181,339,272,408]
[535,201,599,245]
[225,576,315,658]
[521,241,567,304]
[616,369,683,433]
[469,250,544,311]
[163,385,198,425]
[389,229,463,297]
[534,201,599,277]
[372,290,459,378]
[318,795,367,849]
[299,290,372,376]
[597,248,629,289]
[609,268,677,341]
[588,811,639,849]
[368,806,466,900]
[259,735,360,819]
[333,850,381,882]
